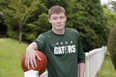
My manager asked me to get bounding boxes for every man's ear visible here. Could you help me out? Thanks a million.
[65,16,67,22]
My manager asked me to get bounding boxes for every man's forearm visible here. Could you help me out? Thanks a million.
[78,63,85,77]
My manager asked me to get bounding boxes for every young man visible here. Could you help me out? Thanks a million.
[25,5,85,77]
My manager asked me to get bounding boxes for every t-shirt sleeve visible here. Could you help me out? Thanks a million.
[77,33,85,63]
[34,34,45,51]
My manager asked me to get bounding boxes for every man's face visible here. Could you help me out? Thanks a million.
[48,13,67,31]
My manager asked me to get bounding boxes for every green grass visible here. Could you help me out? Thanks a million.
[0,38,28,77]
[96,53,116,77]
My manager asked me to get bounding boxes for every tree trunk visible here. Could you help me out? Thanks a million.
[19,24,22,44]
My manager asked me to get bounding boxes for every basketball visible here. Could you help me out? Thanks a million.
[21,51,48,75]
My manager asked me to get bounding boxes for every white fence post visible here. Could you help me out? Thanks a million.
[24,70,39,77]
[24,70,48,77]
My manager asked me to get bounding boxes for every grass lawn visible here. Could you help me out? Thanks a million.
[96,53,116,77]
[0,38,28,77]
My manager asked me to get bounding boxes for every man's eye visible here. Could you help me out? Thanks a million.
[60,16,64,19]
[53,17,57,20]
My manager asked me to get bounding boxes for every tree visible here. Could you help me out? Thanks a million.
[109,0,116,11]
[67,0,109,52]
[23,13,50,42]
[2,0,41,43]
[102,6,116,29]
[107,26,116,70]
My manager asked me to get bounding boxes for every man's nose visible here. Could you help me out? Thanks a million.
[57,18,61,22]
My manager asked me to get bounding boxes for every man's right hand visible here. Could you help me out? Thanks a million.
[25,42,41,69]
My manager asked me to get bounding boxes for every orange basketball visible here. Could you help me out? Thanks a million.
[21,51,48,75]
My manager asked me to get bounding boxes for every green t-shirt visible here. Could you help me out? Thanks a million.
[34,28,85,77]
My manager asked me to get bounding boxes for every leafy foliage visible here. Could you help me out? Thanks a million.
[102,6,116,29]
[2,0,41,43]
[109,0,116,11]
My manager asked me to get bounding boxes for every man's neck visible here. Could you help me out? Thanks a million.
[52,28,65,35]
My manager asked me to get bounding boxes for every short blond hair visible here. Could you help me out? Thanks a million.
[48,5,66,17]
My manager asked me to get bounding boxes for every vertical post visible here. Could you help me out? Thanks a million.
[24,70,39,77]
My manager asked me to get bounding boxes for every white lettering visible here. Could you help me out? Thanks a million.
[54,45,76,54]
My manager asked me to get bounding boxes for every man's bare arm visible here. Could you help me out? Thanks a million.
[78,63,85,77]
[25,42,41,69]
